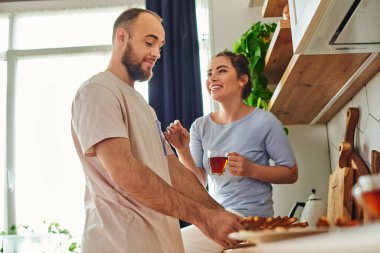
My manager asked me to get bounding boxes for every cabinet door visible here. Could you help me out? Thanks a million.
[288,0,322,54]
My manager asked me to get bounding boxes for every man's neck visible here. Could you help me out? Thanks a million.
[107,58,135,87]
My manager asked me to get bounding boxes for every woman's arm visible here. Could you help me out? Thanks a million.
[228,152,298,184]
[164,120,207,187]
[176,148,207,187]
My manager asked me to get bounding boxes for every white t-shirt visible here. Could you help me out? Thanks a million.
[71,71,184,253]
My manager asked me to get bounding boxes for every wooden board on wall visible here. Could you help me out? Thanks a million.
[327,167,354,223]
[268,53,370,124]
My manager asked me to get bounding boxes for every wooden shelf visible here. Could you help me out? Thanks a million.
[263,19,293,85]
[262,0,287,17]
[268,53,378,125]
[317,53,380,123]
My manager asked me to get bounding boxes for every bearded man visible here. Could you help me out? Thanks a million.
[71,8,242,253]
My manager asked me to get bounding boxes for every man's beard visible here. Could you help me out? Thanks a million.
[121,42,152,82]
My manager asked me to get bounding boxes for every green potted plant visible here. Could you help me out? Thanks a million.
[1,222,80,253]
[233,21,277,110]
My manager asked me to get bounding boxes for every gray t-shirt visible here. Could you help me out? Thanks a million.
[190,108,296,217]
[71,71,184,253]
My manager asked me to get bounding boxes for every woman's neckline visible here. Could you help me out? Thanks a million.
[209,107,257,126]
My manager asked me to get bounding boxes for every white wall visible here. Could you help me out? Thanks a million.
[209,0,331,217]
[328,72,380,172]
[273,125,330,216]
[210,0,278,54]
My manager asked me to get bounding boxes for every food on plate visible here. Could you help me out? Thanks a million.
[315,216,330,227]
[240,216,309,231]
[316,216,360,228]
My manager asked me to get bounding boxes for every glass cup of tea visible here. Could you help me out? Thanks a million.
[352,174,380,220]
[207,150,228,175]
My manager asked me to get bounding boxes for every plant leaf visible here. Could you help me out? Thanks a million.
[69,242,78,251]
[233,39,241,53]
[234,21,276,111]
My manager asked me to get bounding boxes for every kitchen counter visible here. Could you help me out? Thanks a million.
[224,222,380,253]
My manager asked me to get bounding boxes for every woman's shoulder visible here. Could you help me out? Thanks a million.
[192,114,211,128]
[254,108,279,122]
[190,114,213,136]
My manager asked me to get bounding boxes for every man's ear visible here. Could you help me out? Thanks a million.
[115,28,129,47]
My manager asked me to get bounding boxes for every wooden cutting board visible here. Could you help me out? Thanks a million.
[372,150,380,174]
[327,167,354,223]
[339,108,369,176]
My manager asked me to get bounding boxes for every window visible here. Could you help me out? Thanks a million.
[196,0,216,194]
[0,16,8,51]
[0,61,6,232]
[0,14,8,232]
[2,4,146,237]
[14,8,118,49]
[196,0,212,116]
[14,53,109,235]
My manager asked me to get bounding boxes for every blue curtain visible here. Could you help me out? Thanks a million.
[146,0,203,131]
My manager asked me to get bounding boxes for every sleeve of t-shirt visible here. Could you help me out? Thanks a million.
[189,120,204,168]
[71,83,129,157]
[263,112,296,167]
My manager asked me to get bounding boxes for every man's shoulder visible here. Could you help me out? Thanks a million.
[77,72,122,96]
[84,71,112,88]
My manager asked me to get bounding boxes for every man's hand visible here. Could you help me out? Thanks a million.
[228,152,253,177]
[196,209,243,248]
[164,120,190,152]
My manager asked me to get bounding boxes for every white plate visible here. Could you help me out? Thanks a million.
[229,227,329,244]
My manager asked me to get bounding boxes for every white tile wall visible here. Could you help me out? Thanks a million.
[327,72,380,171]
[351,86,369,132]
[363,115,380,164]
[367,73,380,121]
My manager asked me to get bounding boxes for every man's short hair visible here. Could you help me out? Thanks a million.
[112,8,162,43]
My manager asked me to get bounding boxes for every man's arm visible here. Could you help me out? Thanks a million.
[167,154,217,208]
[94,137,242,247]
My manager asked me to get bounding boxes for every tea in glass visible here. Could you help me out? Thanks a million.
[353,174,380,220]
[207,150,228,175]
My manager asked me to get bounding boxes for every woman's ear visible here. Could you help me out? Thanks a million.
[239,75,249,87]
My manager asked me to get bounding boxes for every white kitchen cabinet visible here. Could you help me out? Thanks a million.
[288,0,322,54]
[288,0,380,54]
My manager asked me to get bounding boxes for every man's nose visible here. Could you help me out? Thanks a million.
[152,46,161,59]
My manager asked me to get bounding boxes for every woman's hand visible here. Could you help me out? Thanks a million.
[164,120,190,152]
[227,152,253,177]
[228,152,298,183]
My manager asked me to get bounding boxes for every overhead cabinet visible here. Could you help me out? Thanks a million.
[288,0,380,54]
[262,0,380,125]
